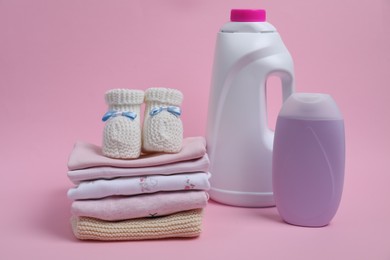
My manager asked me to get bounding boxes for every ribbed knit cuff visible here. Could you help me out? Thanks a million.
[105,89,144,106]
[145,88,183,106]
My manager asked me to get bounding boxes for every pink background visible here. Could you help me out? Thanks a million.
[1,0,389,259]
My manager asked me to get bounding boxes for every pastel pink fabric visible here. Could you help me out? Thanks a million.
[67,136,206,170]
[71,191,209,221]
[67,154,209,184]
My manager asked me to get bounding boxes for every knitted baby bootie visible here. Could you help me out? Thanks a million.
[102,89,144,159]
[142,88,183,153]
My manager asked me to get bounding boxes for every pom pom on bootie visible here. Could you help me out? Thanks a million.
[142,88,183,153]
[102,89,144,159]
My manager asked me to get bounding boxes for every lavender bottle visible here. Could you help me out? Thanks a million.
[272,93,345,227]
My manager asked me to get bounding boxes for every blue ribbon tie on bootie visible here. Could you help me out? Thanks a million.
[149,106,181,117]
[102,111,137,122]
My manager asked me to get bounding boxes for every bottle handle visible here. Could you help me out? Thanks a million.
[266,70,294,133]
[280,71,294,103]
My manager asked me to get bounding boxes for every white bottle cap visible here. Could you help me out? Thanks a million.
[278,93,343,120]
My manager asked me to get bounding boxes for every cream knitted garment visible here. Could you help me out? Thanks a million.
[71,209,203,241]
[143,88,183,153]
[102,89,144,159]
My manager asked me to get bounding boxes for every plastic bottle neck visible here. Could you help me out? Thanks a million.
[220,21,276,33]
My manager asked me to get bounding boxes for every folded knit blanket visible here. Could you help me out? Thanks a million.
[68,172,210,200]
[67,154,209,184]
[71,209,203,241]
[68,136,206,171]
[71,191,208,221]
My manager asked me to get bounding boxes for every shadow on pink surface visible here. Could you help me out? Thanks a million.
[207,200,285,224]
[250,207,285,224]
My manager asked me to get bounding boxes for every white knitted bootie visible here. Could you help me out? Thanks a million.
[142,88,183,153]
[102,89,144,159]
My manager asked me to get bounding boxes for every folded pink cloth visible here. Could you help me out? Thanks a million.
[71,191,209,221]
[68,154,209,184]
[68,136,206,171]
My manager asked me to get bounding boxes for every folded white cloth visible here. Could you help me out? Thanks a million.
[68,172,211,200]
[68,154,209,184]
[71,191,209,221]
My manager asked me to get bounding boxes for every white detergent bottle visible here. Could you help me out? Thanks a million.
[206,9,295,207]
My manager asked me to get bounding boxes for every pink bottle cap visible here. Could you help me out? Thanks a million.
[230,9,266,22]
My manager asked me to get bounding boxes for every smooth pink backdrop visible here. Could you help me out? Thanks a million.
[1,0,389,259]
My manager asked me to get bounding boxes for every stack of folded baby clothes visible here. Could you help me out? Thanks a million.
[66,88,210,241]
